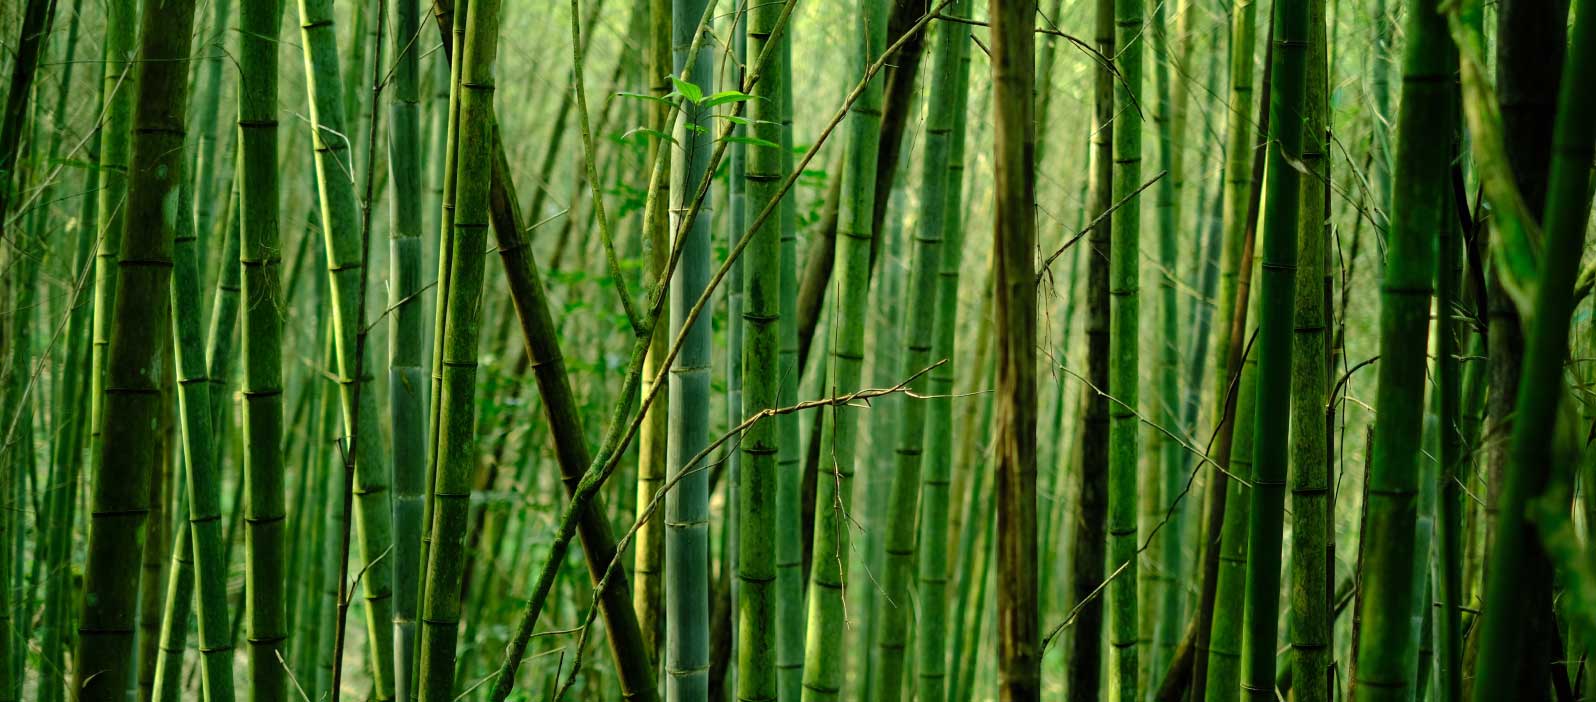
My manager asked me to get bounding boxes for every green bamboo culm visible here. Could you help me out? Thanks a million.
[296,0,400,694]
[149,501,195,702]
[1471,0,1596,697]
[1348,0,1451,693]
[667,0,714,693]
[421,0,468,610]
[87,0,136,555]
[1287,0,1332,698]
[71,0,200,698]
[1144,0,1184,677]
[1070,0,1114,694]
[635,0,672,664]
[915,7,972,700]
[80,2,138,686]
[991,0,1040,696]
[150,181,244,702]
[1203,254,1260,702]
[1193,0,1259,693]
[164,157,237,702]
[1107,0,1144,693]
[189,0,235,265]
[871,0,965,697]
[416,0,502,695]
[1239,0,1307,694]
[1431,72,1465,702]
[387,0,427,695]
[774,20,804,702]
[34,9,99,700]
[738,0,787,694]
[800,0,886,696]
[0,0,54,684]
[239,0,287,697]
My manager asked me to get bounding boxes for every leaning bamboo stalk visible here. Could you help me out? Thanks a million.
[1469,0,1595,698]
[422,2,661,698]
[161,159,236,702]
[295,0,398,695]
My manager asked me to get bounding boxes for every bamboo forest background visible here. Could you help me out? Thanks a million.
[0,0,1594,698]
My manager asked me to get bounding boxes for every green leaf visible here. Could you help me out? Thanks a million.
[615,90,671,105]
[702,90,755,108]
[716,114,752,126]
[721,135,781,150]
[670,76,703,103]
[621,126,676,145]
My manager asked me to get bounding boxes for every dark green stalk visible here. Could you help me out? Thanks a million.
[72,0,200,697]
[415,0,501,696]
[1203,261,1260,702]
[1069,0,1114,696]
[1287,0,1331,698]
[874,3,966,700]
[164,155,236,702]
[295,0,398,694]
[1350,0,1452,694]
[238,0,285,698]
[388,0,426,695]
[737,0,786,694]
[420,0,468,617]
[1471,0,1595,698]
[915,14,971,700]
[800,0,886,696]
[189,0,234,272]
[1108,0,1145,692]
[1432,106,1465,702]
[991,0,1040,696]
[1146,0,1183,679]
[774,20,802,702]
[636,0,672,664]
[666,0,715,691]
[1239,0,1308,695]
